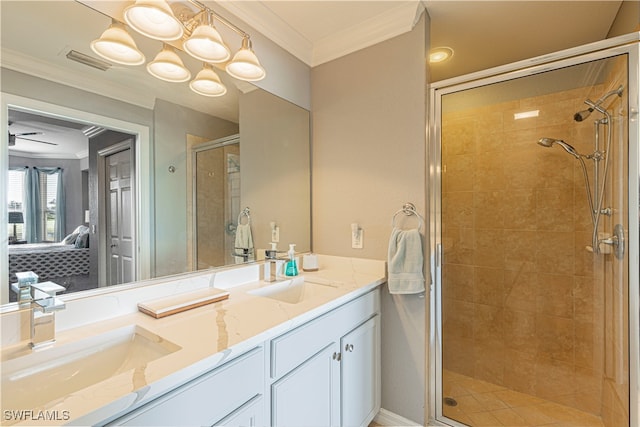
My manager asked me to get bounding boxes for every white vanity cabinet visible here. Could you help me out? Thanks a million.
[213,395,265,426]
[340,315,380,427]
[105,347,265,427]
[269,288,380,427]
[271,343,341,426]
[99,286,380,427]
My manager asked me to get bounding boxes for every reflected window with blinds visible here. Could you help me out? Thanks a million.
[7,169,25,242]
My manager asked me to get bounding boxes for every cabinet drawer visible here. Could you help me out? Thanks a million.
[270,289,379,379]
[110,347,263,426]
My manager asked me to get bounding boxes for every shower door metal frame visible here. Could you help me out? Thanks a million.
[428,32,640,427]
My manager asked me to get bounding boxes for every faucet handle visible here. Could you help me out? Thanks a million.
[30,281,65,299]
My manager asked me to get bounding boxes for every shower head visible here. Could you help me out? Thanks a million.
[573,107,594,122]
[574,85,624,122]
[537,137,581,159]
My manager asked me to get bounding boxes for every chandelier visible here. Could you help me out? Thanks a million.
[90,0,265,97]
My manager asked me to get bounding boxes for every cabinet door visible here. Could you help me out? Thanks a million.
[213,395,264,427]
[271,343,340,427]
[340,315,380,427]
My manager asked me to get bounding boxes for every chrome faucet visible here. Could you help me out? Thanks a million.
[17,281,66,348]
[232,247,253,262]
[264,246,286,282]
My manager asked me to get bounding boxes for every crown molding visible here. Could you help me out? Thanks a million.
[216,1,422,68]
[215,1,314,66]
[312,2,423,66]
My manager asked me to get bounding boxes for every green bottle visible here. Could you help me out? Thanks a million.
[285,244,298,276]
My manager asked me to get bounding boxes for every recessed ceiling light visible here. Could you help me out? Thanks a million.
[514,110,540,120]
[429,47,454,64]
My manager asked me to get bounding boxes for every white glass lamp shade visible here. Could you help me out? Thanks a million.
[183,24,230,63]
[124,0,183,41]
[90,22,145,66]
[225,38,265,82]
[190,65,227,97]
[147,46,191,82]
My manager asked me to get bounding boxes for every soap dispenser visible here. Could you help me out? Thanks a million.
[285,244,298,277]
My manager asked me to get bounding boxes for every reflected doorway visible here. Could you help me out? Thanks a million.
[2,94,151,305]
[98,139,135,286]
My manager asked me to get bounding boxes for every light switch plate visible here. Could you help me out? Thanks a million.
[352,229,363,249]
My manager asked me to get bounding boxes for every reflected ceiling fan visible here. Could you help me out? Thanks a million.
[8,121,57,146]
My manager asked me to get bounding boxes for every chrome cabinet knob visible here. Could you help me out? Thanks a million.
[345,344,354,352]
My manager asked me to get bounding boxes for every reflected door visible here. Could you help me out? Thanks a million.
[105,146,135,285]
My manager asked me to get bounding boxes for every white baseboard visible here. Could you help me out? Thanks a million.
[373,408,421,426]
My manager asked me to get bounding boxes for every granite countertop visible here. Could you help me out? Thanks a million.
[1,255,386,426]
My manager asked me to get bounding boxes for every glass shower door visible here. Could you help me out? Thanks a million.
[193,138,240,269]
[433,50,633,427]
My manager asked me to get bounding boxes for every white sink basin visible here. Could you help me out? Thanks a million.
[248,276,338,304]
[1,325,180,411]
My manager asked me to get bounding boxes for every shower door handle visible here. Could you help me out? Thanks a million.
[436,243,442,267]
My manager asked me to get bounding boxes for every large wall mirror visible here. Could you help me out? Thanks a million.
[1,0,311,305]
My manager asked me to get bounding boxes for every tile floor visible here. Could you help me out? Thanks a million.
[441,370,604,427]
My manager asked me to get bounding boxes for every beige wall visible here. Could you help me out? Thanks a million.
[608,0,640,37]
[311,11,429,424]
[240,89,311,257]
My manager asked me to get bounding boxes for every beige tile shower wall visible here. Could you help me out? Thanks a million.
[442,84,609,416]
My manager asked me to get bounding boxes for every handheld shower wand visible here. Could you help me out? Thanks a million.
[537,137,582,159]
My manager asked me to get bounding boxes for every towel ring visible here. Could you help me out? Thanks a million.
[392,203,424,231]
[237,207,251,225]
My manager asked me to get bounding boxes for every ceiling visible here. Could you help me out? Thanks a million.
[2,0,626,157]
[219,0,625,81]
[8,110,99,159]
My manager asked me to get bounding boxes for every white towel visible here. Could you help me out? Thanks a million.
[234,223,254,263]
[387,227,425,294]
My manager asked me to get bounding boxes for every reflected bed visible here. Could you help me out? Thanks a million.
[8,243,90,293]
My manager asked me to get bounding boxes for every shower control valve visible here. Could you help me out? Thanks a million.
[600,207,612,216]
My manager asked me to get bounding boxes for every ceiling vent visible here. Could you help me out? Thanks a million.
[82,125,107,138]
[66,50,112,71]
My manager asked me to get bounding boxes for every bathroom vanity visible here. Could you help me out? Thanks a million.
[0,255,384,427]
